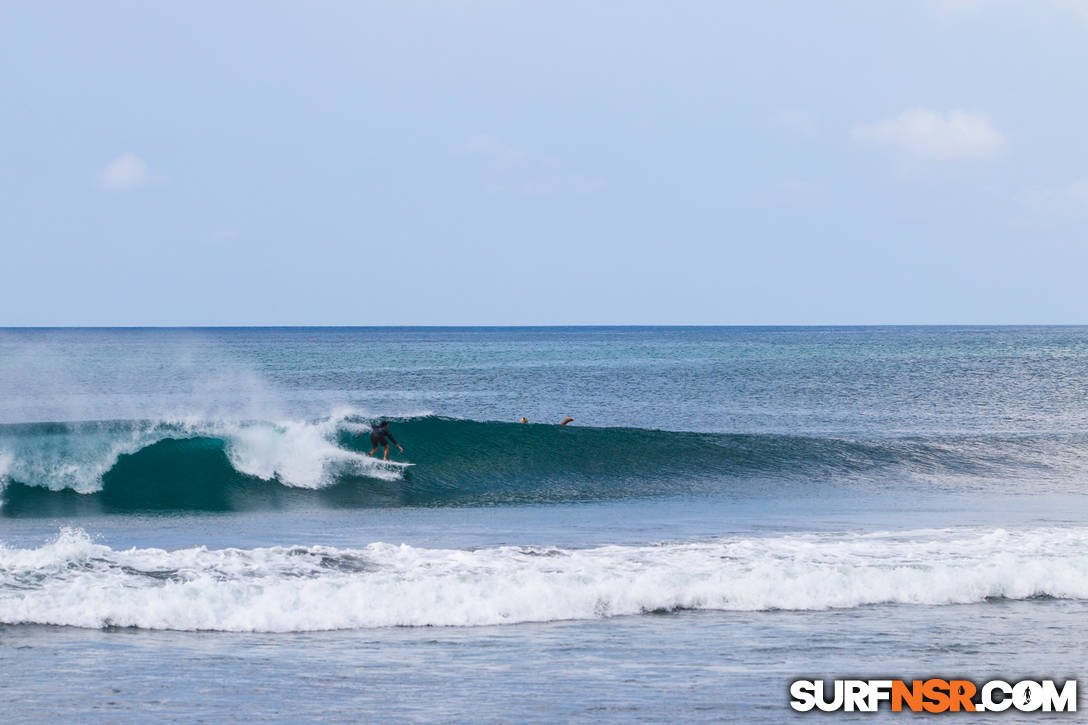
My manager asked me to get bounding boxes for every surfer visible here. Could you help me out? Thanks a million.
[368,421,403,460]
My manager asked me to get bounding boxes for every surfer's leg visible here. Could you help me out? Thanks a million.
[382,444,390,461]
[369,446,379,456]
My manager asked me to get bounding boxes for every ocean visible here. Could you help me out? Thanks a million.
[1,326,1086,722]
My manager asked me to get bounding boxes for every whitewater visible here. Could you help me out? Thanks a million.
[4,326,1088,723]
[4,526,1088,632]
[0,413,402,495]
[6,414,1088,515]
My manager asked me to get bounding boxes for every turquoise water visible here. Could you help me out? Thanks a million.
[2,327,1087,722]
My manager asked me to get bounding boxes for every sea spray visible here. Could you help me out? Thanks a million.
[2,527,1087,631]
[3,415,1088,514]
[0,412,400,495]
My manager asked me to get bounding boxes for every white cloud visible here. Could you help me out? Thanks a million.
[99,153,164,190]
[456,134,537,170]
[1019,177,1088,216]
[209,227,242,243]
[1056,0,1088,22]
[773,110,817,136]
[851,108,1004,161]
[936,0,988,12]
[775,179,826,207]
[454,134,603,196]
[936,0,1088,23]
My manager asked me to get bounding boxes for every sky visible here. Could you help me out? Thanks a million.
[2,0,1087,325]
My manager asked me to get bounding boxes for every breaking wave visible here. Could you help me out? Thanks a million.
[2,526,1086,631]
[1,415,1083,515]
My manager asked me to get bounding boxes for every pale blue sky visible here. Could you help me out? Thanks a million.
[2,1,1087,324]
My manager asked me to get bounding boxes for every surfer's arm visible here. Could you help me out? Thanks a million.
[387,432,402,448]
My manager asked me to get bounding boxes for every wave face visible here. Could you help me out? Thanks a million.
[2,526,1086,631]
[0,415,1082,515]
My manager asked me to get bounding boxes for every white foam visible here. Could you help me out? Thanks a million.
[3,526,1088,632]
[0,450,12,509]
[0,421,173,493]
[218,414,399,487]
[336,410,435,436]
[0,409,400,492]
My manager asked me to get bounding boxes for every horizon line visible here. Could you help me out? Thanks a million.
[3,323,1088,329]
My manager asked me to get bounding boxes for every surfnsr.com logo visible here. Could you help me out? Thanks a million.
[790,679,1077,713]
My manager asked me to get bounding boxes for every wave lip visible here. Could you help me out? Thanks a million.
[4,415,1088,514]
[2,527,1087,632]
[0,413,410,514]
